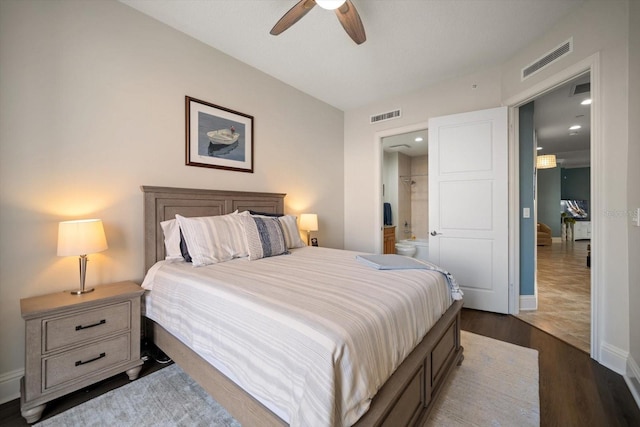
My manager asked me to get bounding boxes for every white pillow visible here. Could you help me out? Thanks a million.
[160,219,183,262]
[240,215,289,260]
[278,215,306,248]
[176,213,248,266]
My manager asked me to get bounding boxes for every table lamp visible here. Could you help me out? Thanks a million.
[299,213,318,246]
[57,219,108,295]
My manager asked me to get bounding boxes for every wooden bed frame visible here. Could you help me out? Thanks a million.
[141,185,464,427]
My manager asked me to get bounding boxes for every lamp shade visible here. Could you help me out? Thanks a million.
[536,154,557,169]
[299,214,318,232]
[57,219,108,256]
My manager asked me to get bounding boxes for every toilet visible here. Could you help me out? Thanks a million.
[396,239,430,261]
[395,243,416,257]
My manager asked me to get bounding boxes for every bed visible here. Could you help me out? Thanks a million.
[141,185,464,427]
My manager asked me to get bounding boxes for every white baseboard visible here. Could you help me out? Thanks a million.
[0,368,23,405]
[626,355,640,409]
[519,294,538,311]
[600,341,628,376]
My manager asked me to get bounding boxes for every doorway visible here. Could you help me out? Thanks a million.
[376,124,429,254]
[510,66,596,356]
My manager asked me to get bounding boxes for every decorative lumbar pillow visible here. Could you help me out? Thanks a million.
[278,215,306,249]
[175,213,248,266]
[160,219,183,262]
[240,215,289,260]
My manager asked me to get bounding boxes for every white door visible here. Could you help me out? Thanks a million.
[428,106,509,313]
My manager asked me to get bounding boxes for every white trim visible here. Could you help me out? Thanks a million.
[599,341,628,376]
[519,294,538,311]
[505,52,601,362]
[626,356,640,409]
[374,121,430,254]
[0,367,23,405]
[508,107,520,314]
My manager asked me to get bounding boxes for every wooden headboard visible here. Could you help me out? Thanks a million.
[141,186,286,272]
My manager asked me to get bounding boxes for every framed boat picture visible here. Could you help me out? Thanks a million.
[186,96,254,173]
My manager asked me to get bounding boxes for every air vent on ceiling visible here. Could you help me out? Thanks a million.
[370,109,401,124]
[521,38,573,81]
[571,82,591,96]
[388,144,410,150]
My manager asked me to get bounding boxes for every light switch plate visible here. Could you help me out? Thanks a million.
[523,207,530,218]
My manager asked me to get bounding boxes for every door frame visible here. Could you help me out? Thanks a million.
[505,52,601,358]
[374,121,430,254]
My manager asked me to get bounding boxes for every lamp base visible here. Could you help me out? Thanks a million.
[70,287,94,295]
[71,255,94,295]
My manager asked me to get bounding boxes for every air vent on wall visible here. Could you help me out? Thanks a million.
[571,82,591,96]
[370,109,401,124]
[521,38,573,81]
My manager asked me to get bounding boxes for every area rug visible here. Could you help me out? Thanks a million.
[36,331,539,426]
[425,331,539,426]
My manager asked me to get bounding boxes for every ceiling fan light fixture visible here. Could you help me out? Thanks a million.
[315,0,346,10]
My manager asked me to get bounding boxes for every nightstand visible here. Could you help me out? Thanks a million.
[20,281,144,423]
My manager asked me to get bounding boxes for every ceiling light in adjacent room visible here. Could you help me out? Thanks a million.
[581,99,592,105]
[315,0,346,10]
[569,125,581,130]
[537,147,543,150]
[414,137,424,142]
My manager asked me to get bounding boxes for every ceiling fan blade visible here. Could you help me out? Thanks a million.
[335,0,366,44]
[270,0,316,36]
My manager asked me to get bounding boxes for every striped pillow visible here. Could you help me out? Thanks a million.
[278,215,306,248]
[176,213,248,266]
[241,215,289,260]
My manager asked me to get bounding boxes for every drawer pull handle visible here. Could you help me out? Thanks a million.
[75,352,106,367]
[75,319,106,331]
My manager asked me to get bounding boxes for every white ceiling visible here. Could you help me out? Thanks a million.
[120,0,585,111]
[534,73,591,169]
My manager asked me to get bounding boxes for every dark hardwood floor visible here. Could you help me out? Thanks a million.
[2,310,639,426]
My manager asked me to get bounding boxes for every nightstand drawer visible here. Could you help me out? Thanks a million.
[44,301,131,352]
[44,333,131,390]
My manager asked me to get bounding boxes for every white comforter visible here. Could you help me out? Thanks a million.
[142,247,454,427]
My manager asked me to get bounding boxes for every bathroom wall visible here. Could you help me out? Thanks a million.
[382,151,427,242]
[397,153,412,240]
[383,151,399,229]
[410,155,429,239]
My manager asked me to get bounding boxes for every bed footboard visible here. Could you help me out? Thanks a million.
[354,298,464,426]
[146,299,463,427]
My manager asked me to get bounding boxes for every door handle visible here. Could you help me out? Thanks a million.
[430,231,442,236]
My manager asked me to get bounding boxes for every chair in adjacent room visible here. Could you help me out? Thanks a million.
[537,222,552,246]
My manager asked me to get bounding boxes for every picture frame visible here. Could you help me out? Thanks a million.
[185,96,254,173]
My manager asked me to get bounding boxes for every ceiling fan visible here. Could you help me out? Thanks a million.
[270,0,366,45]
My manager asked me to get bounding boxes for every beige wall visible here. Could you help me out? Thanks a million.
[627,0,640,398]
[344,0,635,376]
[0,0,344,402]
